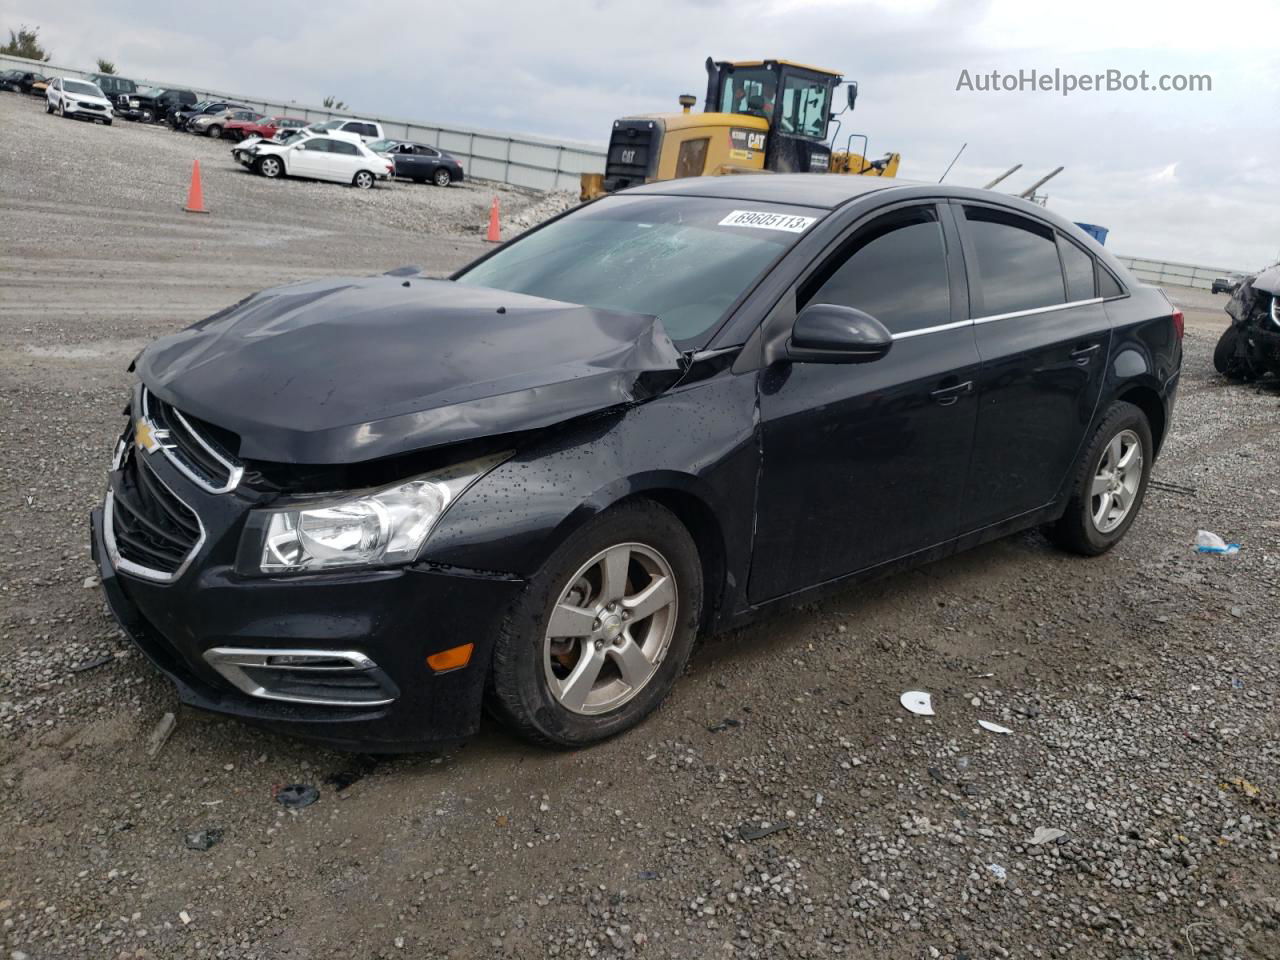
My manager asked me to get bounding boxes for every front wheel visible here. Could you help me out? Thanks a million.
[352,170,374,189]
[1213,326,1255,381]
[257,156,283,178]
[1047,401,1153,556]
[432,168,452,187]
[207,124,222,138]
[488,500,702,748]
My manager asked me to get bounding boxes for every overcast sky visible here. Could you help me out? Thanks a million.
[6,0,1278,268]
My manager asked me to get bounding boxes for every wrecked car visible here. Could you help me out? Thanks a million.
[90,176,1181,751]
[1214,264,1280,381]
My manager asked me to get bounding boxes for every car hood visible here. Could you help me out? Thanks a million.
[135,276,684,465]
[1250,265,1280,297]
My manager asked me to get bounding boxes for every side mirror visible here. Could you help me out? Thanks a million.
[787,303,892,364]
[847,81,858,111]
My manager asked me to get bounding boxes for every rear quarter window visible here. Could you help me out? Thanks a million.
[1058,236,1097,301]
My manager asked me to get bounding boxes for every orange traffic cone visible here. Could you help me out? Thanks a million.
[183,159,209,214]
[485,196,500,242]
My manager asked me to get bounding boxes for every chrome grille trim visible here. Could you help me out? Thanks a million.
[104,456,207,584]
[141,386,244,494]
[203,647,399,707]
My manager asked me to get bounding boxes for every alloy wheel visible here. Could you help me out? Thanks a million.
[433,169,451,186]
[355,172,373,189]
[542,542,678,716]
[1090,429,1143,533]
[260,158,281,178]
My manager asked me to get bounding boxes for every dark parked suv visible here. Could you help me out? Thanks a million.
[90,176,1181,751]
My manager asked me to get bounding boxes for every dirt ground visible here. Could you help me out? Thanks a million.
[1,91,1277,960]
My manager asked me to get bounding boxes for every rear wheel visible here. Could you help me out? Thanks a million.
[257,156,283,179]
[488,500,702,748]
[1047,402,1152,556]
[432,167,452,187]
[353,170,374,190]
[1213,326,1255,381]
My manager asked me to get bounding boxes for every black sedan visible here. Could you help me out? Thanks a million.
[368,138,465,185]
[2,70,47,94]
[90,176,1181,751]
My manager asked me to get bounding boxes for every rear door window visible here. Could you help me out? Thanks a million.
[1058,236,1097,302]
[799,205,951,336]
[331,140,359,156]
[962,207,1066,316]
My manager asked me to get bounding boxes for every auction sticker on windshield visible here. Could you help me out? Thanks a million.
[718,210,817,233]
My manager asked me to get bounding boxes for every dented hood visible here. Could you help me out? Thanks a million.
[1250,265,1280,297]
[135,276,683,464]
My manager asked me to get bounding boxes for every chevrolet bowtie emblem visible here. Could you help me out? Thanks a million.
[134,418,170,453]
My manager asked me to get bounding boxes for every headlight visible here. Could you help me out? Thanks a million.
[253,453,507,574]
[1270,295,1279,328]
[129,98,139,107]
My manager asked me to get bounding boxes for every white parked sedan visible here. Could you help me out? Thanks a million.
[237,131,394,189]
[46,77,114,125]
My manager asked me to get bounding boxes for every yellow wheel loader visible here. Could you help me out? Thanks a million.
[581,57,900,201]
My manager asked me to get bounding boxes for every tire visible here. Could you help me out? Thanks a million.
[103,119,112,126]
[1047,401,1153,556]
[353,170,375,190]
[44,100,52,113]
[205,124,221,138]
[432,168,452,187]
[56,99,65,117]
[1213,326,1255,381]
[488,499,702,748]
[141,109,153,123]
[256,156,283,179]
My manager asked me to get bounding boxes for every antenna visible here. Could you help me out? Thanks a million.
[938,143,967,183]
[983,164,1022,190]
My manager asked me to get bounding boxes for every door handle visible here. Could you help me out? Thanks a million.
[1071,343,1101,365]
[930,380,973,407]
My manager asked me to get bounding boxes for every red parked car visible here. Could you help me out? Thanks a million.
[223,115,307,142]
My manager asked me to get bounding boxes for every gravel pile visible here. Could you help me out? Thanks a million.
[1,90,1277,959]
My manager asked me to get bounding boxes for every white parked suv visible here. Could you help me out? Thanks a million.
[307,118,384,142]
[236,130,394,189]
[46,77,114,125]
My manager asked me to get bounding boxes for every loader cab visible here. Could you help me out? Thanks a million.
[706,59,844,174]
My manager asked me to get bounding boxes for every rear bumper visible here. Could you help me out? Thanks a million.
[91,505,524,752]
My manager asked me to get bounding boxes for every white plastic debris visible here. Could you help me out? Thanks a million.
[179,910,192,925]
[900,691,935,716]
[986,863,1007,880]
[1030,826,1067,845]
[1194,530,1240,555]
[978,720,1012,735]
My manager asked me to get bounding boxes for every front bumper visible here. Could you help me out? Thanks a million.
[90,450,525,751]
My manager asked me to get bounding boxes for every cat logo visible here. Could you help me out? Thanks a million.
[620,149,637,165]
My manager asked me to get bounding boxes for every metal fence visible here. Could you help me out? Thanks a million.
[1114,256,1252,291]
[0,52,607,191]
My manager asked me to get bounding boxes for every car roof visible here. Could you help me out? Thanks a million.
[626,173,913,209]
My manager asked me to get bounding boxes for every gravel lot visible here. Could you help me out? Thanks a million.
[1,90,1277,960]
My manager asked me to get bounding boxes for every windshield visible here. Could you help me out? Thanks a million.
[64,80,105,98]
[367,139,399,152]
[455,195,820,345]
[311,120,343,131]
[276,130,307,144]
[96,76,135,94]
[720,67,777,120]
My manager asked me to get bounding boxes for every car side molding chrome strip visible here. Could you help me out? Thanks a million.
[972,297,1103,325]
[888,297,1105,342]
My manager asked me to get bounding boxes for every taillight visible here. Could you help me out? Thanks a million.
[1171,308,1184,341]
